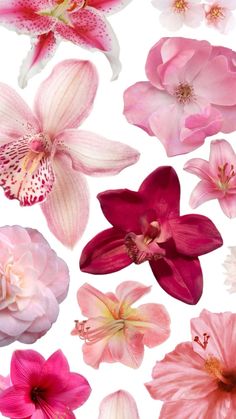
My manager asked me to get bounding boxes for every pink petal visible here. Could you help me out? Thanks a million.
[77,283,115,318]
[11,349,44,386]
[108,328,144,368]
[82,336,111,368]
[184,158,211,181]
[0,375,10,392]
[98,390,140,419]
[189,180,224,208]
[40,350,69,382]
[214,104,236,133]
[115,281,151,305]
[79,227,132,274]
[159,397,230,419]
[88,0,132,14]
[209,139,236,171]
[19,32,59,89]
[56,129,139,176]
[34,59,98,137]
[41,153,89,247]
[219,194,236,218]
[51,372,91,410]
[0,385,35,418]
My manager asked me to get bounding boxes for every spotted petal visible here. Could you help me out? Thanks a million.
[88,0,133,15]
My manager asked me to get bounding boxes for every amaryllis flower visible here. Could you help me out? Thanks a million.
[152,0,204,31]
[71,281,170,368]
[0,0,132,87]
[0,349,91,418]
[124,37,236,156]
[184,139,236,218]
[146,309,236,418]
[0,60,139,247]
[80,167,223,304]
[223,247,236,293]
[98,390,140,419]
[0,225,69,346]
[204,0,236,33]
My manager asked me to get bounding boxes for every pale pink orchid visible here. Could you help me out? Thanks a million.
[204,0,236,33]
[0,59,139,247]
[98,390,140,419]
[0,0,132,87]
[71,281,170,369]
[152,0,204,31]
[124,37,236,156]
[184,139,236,218]
[146,309,236,419]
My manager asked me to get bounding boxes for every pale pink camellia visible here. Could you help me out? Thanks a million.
[0,225,69,346]
[98,390,140,419]
[152,0,204,31]
[146,309,236,418]
[0,349,91,418]
[204,0,236,33]
[0,0,132,87]
[124,37,236,156]
[71,281,170,369]
[0,59,139,247]
[184,139,236,218]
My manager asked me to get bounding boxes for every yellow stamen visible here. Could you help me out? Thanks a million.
[22,152,44,175]
[173,0,188,12]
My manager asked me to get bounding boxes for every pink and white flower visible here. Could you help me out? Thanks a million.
[146,309,236,419]
[152,0,204,31]
[0,226,69,346]
[223,247,236,293]
[71,281,170,368]
[98,390,140,419]
[124,37,236,156]
[204,0,236,33]
[184,139,236,218]
[0,59,139,247]
[0,0,132,87]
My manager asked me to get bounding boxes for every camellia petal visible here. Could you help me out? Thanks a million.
[98,390,140,419]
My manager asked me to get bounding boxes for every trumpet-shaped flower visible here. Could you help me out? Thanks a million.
[98,390,140,419]
[0,0,132,87]
[72,281,170,368]
[152,0,204,31]
[146,309,236,419]
[184,139,236,218]
[0,59,139,247]
[204,0,236,33]
[124,37,236,156]
[79,166,223,304]
[0,349,91,418]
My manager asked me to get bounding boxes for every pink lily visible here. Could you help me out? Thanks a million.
[98,390,140,419]
[0,0,132,87]
[0,59,139,247]
[184,139,236,218]
[71,281,170,368]
[0,349,91,418]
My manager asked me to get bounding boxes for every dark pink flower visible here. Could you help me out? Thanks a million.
[0,349,91,418]
[80,166,223,304]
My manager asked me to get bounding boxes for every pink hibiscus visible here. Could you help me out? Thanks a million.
[152,0,204,31]
[71,281,170,368]
[124,37,236,156]
[0,59,139,247]
[0,0,132,87]
[146,309,236,419]
[204,0,236,33]
[98,390,140,419]
[79,166,223,304]
[0,349,91,418]
[184,139,236,218]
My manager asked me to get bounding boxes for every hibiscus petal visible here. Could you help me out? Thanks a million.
[80,227,132,274]
[150,255,203,305]
[168,214,223,257]
[77,283,115,318]
[41,153,89,247]
[88,0,132,14]
[56,129,139,176]
[115,281,151,305]
[219,195,236,218]
[19,32,59,89]
[34,59,98,137]
[11,349,44,386]
[184,158,211,181]
[189,180,224,208]
[159,398,233,419]
[0,385,35,418]
[98,390,140,419]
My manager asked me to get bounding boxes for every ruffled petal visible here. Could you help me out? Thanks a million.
[77,283,115,318]
[0,385,35,418]
[159,397,230,419]
[98,390,140,419]
[11,349,44,386]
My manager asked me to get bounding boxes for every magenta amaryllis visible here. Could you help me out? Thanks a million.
[0,0,132,87]
[0,349,91,418]
[80,166,223,304]
[0,59,139,247]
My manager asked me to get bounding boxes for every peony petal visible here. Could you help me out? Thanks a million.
[11,349,44,386]
[115,281,151,305]
[77,283,115,318]
[98,390,140,419]
[80,227,132,274]
[56,129,139,176]
[41,153,89,247]
[88,0,132,14]
[219,194,236,218]
[34,59,98,136]
[0,385,35,418]
[189,180,224,208]
[184,158,211,181]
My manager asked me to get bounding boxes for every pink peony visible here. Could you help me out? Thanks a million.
[204,0,236,33]
[124,37,236,156]
[0,349,91,418]
[0,225,69,346]
[152,0,204,31]
[146,309,236,418]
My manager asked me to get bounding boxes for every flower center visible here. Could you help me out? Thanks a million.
[205,357,236,393]
[175,82,194,104]
[0,261,23,310]
[21,133,51,175]
[49,0,87,20]
[173,0,188,13]
[206,5,224,22]
[217,162,235,191]
[74,319,125,344]
[31,387,46,403]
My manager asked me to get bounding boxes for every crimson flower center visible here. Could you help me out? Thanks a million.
[217,162,236,191]
[30,386,46,403]
[173,0,188,13]
[207,5,224,22]
[175,82,194,104]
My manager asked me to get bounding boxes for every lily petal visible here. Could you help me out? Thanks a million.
[11,349,44,386]
[189,180,223,208]
[219,195,236,218]
[41,153,89,247]
[115,281,151,305]
[0,385,35,418]
[77,283,115,318]
[184,158,211,181]
[209,139,236,171]
[98,390,140,419]
[88,0,132,15]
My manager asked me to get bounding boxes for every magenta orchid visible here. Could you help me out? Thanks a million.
[80,166,223,304]
[0,0,132,87]
[0,349,91,418]
[0,59,139,247]
[185,139,236,218]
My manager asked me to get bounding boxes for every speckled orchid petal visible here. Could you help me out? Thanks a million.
[98,390,140,419]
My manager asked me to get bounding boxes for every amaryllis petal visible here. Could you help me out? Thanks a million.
[56,129,139,176]
[51,372,91,410]
[77,283,115,318]
[11,350,44,386]
[80,228,131,274]
[0,386,35,418]
[150,255,203,305]
[40,350,70,382]
[115,281,151,305]
[34,60,98,137]
[189,180,224,208]
[88,0,132,14]
[98,390,140,419]
[41,154,89,248]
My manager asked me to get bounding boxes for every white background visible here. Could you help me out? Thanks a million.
[0,1,236,418]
